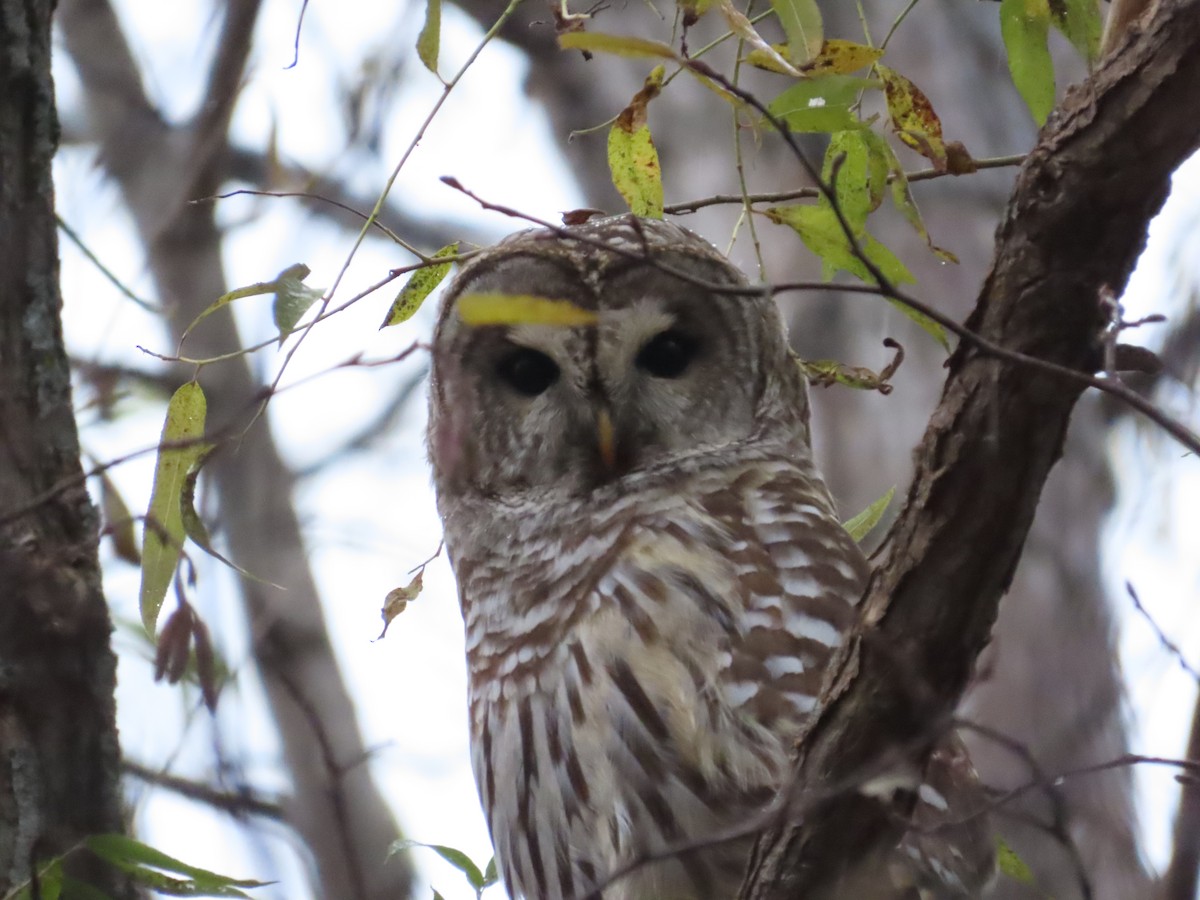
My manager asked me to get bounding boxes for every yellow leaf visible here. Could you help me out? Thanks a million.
[139,382,207,633]
[609,67,665,218]
[380,243,458,328]
[878,65,948,170]
[558,32,677,60]
[457,293,599,327]
[802,39,883,75]
[417,0,442,75]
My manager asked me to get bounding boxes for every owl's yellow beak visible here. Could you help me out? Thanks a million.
[596,408,617,471]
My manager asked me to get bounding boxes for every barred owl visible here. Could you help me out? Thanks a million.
[428,216,990,899]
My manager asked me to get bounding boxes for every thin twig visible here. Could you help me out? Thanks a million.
[664,155,1026,214]
[123,759,285,820]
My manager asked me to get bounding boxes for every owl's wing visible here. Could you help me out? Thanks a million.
[698,463,869,734]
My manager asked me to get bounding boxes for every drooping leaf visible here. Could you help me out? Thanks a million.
[86,835,271,896]
[720,0,800,75]
[766,75,877,132]
[765,204,914,287]
[770,0,823,65]
[457,293,599,327]
[996,836,1037,885]
[767,204,947,345]
[388,841,487,891]
[178,449,282,588]
[181,276,289,345]
[272,263,324,344]
[381,243,459,328]
[376,570,424,641]
[799,339,904,395]
[860,130,959,265]
[140,382,207,633]
[417,0,442,74]
[1000,0,1055,125]
[608,66,665,218]
[822,130,879,235]
[558,32,677,60]
[1048,0,1102,64]
[878,65,948,169]
[99,469,140,565]
[843,486,896,542]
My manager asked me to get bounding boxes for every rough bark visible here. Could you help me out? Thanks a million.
[55,1,413,897]
[739,1,1200,895]
[0,0,129,895]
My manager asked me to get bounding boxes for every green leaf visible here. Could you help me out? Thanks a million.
[381,243,458,329]
[1048,0,1102,63]
[860,130,958,266]
[770,0,823,65]
[272,263,324,344]
[417,0,442,74]
[1000,0,1055,125]
[179,449,283,590]
[764,204,913,287]
[822,130,876,235]
[558,32,677,60]
[482,857,499,887]
[140,382,208,633]
[996,836,1037,885]
[843,486,895,542]
[766,75,876,133]
[180,279,283,345]
[7,859,67,900]
[388,841,486,890]
[86,835,271,896]
[457,293,599,327]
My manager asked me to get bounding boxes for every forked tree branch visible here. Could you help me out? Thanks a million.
[739,1,1200,896]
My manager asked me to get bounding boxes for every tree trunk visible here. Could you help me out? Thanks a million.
[55,1,414,896]
[0,0,129,896]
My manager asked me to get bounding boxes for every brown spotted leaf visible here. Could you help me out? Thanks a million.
[878,65,947,170]
[609,66,665,218]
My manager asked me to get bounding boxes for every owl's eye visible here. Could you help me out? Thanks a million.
[496,348,560,397]
[636,329,697,379]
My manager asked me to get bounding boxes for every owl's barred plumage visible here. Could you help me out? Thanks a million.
[428,216,991,899]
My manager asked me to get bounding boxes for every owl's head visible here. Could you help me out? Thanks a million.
[428,216,811,501]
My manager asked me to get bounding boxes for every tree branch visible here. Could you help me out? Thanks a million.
[739,1,1200,895]
[1163,689,1200,900]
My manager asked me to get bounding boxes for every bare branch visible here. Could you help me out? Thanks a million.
[123,759,285,821]
[1164,690,1200,900]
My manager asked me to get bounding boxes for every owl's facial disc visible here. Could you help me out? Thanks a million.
[429,231,812,500]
